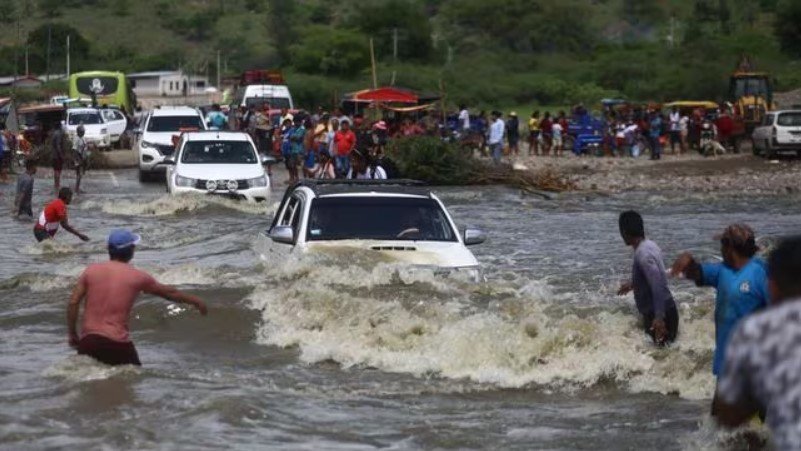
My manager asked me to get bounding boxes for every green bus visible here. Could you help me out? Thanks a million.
[68,71,137,114]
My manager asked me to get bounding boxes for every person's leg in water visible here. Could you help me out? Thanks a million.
[74,159,84,194]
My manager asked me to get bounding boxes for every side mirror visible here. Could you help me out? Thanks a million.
[261,155,278,166]
[269,225,294,245]
[463,228,486,246]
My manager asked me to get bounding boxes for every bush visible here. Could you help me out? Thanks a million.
[386,136,477,185]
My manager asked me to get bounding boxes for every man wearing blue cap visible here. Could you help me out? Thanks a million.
[67,229,207,366]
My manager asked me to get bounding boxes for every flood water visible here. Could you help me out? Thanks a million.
[1,169,798,450]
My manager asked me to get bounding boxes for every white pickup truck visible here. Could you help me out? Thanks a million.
[752,110,801,158]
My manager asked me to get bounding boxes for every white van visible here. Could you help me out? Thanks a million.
[235,85,294,111]
[136,106,206,182]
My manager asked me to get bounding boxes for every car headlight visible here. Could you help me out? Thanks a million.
[248,175,268,187]
[175,175,196,187]
[140,140,154,149]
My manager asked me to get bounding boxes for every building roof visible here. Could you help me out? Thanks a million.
[128,71,183,79]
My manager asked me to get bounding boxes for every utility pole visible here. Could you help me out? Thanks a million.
[216,50,221,89]
[66,35,71,78]
[369,37,378,90]
[392,27,398,62]
[46,24,52,81]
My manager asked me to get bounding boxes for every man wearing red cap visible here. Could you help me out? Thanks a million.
[671,224,769,378]
[67,229,208,366]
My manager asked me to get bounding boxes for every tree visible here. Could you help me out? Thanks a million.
[289,26,369,76]
[112,0,131,17]
[26,23,90,74]
[348,0,433,62]
[775,0,801,57]
[0,0,16,23]
[267,0,297,64]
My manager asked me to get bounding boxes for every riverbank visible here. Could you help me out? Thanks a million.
[517,153,801,195]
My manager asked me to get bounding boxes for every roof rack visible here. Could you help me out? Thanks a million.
[289,179,429,197]
[297,179,426,187]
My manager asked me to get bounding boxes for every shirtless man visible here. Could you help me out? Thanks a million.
[67,229,207,366]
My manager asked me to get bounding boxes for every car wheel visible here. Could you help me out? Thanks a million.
[138,169,150,183]
[751,138,760,156]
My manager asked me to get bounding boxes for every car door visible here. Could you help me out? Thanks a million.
[101,109,127,142]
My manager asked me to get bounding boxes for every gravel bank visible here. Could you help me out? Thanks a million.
[515,153,801,195]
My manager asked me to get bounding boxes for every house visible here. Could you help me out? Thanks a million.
[128,71,212,97]
[0,76,44,89]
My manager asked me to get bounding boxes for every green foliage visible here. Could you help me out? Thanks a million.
[289,26,370,77]
[387,136,477,185]
[775,0,801,57]
[26,23,90,74]
[112,0,131,17]
[348,0,433,62]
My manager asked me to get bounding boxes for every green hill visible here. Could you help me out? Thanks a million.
[1,0,800,110]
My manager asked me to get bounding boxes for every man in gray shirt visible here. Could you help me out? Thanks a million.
[617,210,679,345]
[14,160,36,218]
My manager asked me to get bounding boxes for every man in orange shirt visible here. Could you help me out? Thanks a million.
[333,120,356,177]
[67,229,208,366]
[33,187,89,243]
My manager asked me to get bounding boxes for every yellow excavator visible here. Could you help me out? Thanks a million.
[729,56,775,133]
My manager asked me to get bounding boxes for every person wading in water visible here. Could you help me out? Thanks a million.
[67,229,208,366]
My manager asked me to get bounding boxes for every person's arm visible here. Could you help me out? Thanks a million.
[67,275,88,348]
[712,323,759,427]
[670,252,715,287]
[60,219,90,242]
[145,282,207,315]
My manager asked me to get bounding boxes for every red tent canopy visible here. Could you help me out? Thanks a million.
[346,87,419,104]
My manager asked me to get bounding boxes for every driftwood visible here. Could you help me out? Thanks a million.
[468,163,577,193]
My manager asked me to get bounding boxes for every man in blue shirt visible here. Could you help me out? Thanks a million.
[671,224,769,377]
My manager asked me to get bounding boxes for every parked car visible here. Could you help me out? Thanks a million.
[65,108,111,150]
[752,110,801,158]
[136,106,206,182]
[164,131,271,202]
[261,180,486,272]
[99,107,128,148]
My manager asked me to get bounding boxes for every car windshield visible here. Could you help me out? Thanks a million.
[147,115,204,132]
[68,112,102,125]
[733,77,769,98]
[181,140,258,164]
[777,113,801,126]
[306,197,457,242]
[245,97,291,110]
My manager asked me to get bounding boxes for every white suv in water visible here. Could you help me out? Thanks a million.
[137,106,207,181]
[164,131,272,202]
[261,180,486,270]
[752,110,801,158]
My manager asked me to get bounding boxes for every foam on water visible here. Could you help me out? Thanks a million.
[80,194,277,217]
[249,256,718,400]
[43,355,141,382]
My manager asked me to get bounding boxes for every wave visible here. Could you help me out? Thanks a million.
[248,256,718,400]
[43,355,141,382]
[80,194,278,217]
